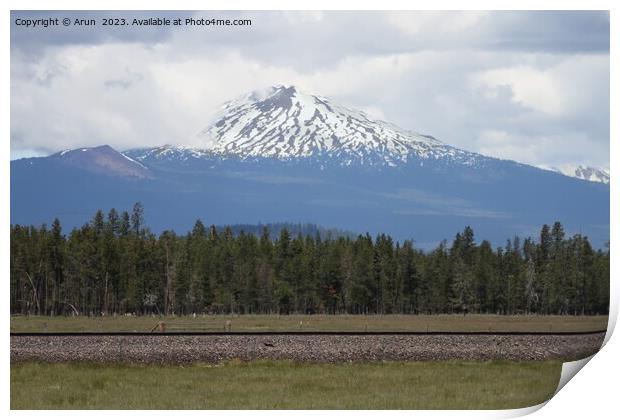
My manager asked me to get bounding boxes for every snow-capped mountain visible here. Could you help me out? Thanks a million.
[572,166,610,184]
[538,164,610,184]
[131,85,483,168]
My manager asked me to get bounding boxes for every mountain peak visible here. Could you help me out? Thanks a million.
[252,85,297,113]
[51,145,153,179]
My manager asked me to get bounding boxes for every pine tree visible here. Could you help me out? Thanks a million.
[119,211,130,237]
[131,202,144,236]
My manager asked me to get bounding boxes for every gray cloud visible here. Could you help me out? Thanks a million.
[104,70,144,89]
[10,11,609,170]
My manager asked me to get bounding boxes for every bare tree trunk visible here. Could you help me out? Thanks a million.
[164,241,171,315]
[62,301,79,316]
[24,272,40,315]
[44,271,48,316]
[103,271,109,315]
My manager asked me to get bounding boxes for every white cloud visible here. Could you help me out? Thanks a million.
[475,129,608,168]
[471,55,609,118]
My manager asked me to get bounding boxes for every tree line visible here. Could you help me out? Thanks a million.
[10,203,609,316]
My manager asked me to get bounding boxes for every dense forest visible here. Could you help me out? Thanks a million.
[10,203,609,316]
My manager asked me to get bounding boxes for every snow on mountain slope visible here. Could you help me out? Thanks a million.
[131,85,485,168]
[537,164,610,184]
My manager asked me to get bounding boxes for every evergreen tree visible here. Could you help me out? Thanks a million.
[131,202,144,236]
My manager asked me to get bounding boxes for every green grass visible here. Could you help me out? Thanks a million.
[10,360,562,409]
[10,314,609,333]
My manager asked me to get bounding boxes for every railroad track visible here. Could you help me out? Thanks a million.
[11,330,606,363]
[10,329,607,337]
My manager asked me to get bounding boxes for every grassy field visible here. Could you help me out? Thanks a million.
[10,360,562,409]
[10,314,609,333]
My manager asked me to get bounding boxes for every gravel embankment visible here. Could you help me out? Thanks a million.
[10,333,605,364]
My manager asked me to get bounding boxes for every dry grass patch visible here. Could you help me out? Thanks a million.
[10,314,609,333]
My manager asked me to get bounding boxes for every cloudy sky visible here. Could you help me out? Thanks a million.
[10,10,610,170]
